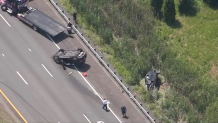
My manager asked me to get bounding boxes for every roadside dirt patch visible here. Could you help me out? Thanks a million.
[210,63,218,78]
[0,103,15,123]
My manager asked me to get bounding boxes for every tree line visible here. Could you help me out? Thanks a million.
[151,0,217,24]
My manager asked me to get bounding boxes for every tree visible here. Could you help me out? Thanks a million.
[205,99,218,123]
[179,0,197,16]
[179,0,195,12]
[203,0,218,7]
[162,0,176,24]
[150,0,163,18]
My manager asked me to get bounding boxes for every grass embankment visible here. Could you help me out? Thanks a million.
[60,0,218,122]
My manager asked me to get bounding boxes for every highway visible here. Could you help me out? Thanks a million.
[0,11,119,122]
[0,0,154,123]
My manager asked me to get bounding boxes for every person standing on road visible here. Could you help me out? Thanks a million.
[121,106,127,117]
[67,22,73,37]
[102,99,109,111]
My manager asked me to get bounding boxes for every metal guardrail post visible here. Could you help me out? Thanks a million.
[49,0,156,122]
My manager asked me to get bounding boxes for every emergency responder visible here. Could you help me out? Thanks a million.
[73,12,77,24]
[121,106,127,117]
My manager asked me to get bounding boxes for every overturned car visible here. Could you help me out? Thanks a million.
[1,0,29,15]
[52,48,87,66]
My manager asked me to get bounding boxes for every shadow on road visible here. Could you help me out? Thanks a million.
[76,64,91,72]
[65,63,91,72]
[40,31,69,44]
[105,109,110,112]
[52,32,69,44]
[123,115,129,119]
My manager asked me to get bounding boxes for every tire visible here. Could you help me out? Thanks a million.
[1,5,7,11]
[59,49,65,52]
[52,56,59,64]
[33,26,37,31]
[77,48,83,52]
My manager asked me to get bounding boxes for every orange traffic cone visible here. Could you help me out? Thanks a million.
[83,72,87,77]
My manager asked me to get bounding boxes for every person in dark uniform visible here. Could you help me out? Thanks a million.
[73,12,77,24]
[67,22,72,28]
[121,106,127,117]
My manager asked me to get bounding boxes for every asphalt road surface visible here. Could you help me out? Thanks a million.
[0,12,120,122]
[0,0,152,123]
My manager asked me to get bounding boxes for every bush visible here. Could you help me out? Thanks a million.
[203,0,218,7]
[179,0,197,15]
[150,0,163,18]
[162,0,176,24]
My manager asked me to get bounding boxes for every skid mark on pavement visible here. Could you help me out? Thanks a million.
[0,89,28,123]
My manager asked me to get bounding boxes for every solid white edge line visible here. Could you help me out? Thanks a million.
[41,64,53,77]
[0,14,11,27]
[83,114,92,123]
[46,33,60,49]
[48,35,123,123]
[74,67,123,123]
[16,71,28,84]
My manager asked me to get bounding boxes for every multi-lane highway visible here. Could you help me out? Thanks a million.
[0,0,153,123]
[0,11,120,122]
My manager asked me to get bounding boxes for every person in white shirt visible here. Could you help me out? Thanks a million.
[67,22,72,35]
[102,99,109,111]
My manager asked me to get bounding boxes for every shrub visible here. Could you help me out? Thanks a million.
[162,0,176,24]
[179,0,196,15]
[150,0,163,18]
[203,0,218,7]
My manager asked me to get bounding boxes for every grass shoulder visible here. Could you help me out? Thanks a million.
[59,0,218,122]
[0,103,15,123]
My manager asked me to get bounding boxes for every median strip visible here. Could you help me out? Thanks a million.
[0,89,28,123]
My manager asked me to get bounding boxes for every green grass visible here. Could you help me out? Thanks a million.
[59,0,218,122]
[60,0,135,84]
[154,0,218,122]
[158,1,218,79]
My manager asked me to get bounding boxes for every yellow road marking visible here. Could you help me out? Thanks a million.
[0,89,28,123]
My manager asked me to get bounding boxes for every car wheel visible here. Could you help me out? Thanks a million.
[77,48,83,52]
[33,26,37,31]
[53,56,60,64]
[59,49,64,52]
[1,5,7,11]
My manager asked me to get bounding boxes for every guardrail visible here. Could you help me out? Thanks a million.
[49,0,157,122]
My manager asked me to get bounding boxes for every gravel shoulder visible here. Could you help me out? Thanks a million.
[0,94,21,123]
